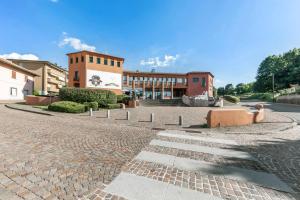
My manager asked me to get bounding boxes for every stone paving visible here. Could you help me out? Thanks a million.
[1,103,300,200]
[0,105,155,199]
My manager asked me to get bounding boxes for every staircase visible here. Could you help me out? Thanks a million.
[140,99,184,107]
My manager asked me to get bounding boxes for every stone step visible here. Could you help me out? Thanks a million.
[150,139,256,161]
[104,172,222,200]
[134,151,294,193]
[157,131,238,145]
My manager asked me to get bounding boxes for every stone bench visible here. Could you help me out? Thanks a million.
[206,105,264,128]
[25,95,60,105]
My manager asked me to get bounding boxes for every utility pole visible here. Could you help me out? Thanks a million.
[272,73,275,102]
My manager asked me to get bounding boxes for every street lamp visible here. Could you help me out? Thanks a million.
[271,73,275,102]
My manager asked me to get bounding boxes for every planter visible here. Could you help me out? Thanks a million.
[25,95,60,105]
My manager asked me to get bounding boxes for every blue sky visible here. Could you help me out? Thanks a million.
[1,0,300,87]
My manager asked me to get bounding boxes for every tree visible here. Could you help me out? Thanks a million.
[217,87,225,96]
[235,82,254,94]
[225,84,234,95]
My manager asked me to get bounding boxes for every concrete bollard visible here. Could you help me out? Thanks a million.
[107,110,110,119]
[179,115,183,126]
[220,99,224,107]
[150,113,154,122]
[126,111,130,120]
[89,108,93,117]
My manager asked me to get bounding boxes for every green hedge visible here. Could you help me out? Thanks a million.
[48,101,85,113]
[59,87,117,107]
[224,95,240,103]
[107,103,121,109]
[247,93,274,102]
[83,101,98,111]
[117,94,130,104]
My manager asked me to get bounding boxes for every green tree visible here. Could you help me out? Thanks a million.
[217,87,225,96]
[225,84,234,95]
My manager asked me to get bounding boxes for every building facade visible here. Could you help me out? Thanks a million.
[67,50,214,98]
[67,51,124,95]
[10,59,68,95]
[123,71,214,99]
[0,58,37,100]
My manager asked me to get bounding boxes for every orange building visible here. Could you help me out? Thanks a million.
[67,50,124,94]
[67,50,214,98]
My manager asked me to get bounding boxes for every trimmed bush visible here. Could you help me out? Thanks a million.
[83,101,98,111]
[59,87,117,107]
[224,95,240,103]
[117,94,131,104]
[247,93,274,102]
[107,103,121,109]
[48,101,85,113]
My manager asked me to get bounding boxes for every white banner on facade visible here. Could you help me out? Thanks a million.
[86,69,122,89]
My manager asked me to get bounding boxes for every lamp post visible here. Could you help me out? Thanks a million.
[271,73,275,102]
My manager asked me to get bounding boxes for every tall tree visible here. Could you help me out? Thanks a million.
[225,84,234,95]
[217,87,225,96]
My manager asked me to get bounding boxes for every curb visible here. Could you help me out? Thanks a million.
[5,104,53,116]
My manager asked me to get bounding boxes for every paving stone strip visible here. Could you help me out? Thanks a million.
[150,139,257,161]
[158,131,238,145]
[104,172,222,200]
[144,145,266,172]
[135,151,293,193]
[122,160,294,200]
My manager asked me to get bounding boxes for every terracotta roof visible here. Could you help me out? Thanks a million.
[0,58,39,76]
[66,50,125,61]
[8,59,68,72]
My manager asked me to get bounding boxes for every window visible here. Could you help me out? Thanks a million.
[97,57,101,64]
[149,77,153,81]
[104,58,108,65]
[12,71,16,79]
[117,61,121,67]
[70,58,73,64]
[177,78,183,83]
[158,78,162,82]
[123,76,127,81]
[129,76,133,81]
[74,71,79,81]
[139,77,143,81]
[81,56,84,62]
[163,78,167,82]
[89,56,93,63]
[192,77,199,83]
[144,77,148,81]
[111,60,114,66]
[76,57,79,63]
[10,87,17,96]
[171,78,176,83]
[202,77,206,87]
[167,78,172,82]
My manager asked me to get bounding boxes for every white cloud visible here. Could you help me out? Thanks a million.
[58,33,96,51]
[140,54,180,68]
[0,52,39,60]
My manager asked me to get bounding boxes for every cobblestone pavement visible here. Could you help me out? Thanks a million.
[0,105,155,199]
[83,127,300,200]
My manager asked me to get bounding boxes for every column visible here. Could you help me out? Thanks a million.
[171,82,174,99]
[142,81,146,99]
[161,81,164,100]
[152,80,155,100]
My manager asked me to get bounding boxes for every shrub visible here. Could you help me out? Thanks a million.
[224,95,240,103]
[117,94,130,104]
[48,101,85,113]
[83,101,98,111]
[107,103,121,109]
[247,93,274,102]
[59,87,117,107]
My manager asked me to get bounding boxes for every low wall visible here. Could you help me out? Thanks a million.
[182,95,209,107]
[277,95,300,105]
[25,95,60,105]
[206,108,264,128]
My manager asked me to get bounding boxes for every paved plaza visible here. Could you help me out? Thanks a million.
[0,103,299,200]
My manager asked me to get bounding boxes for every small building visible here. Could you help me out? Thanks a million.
[0,58,37,100]
[66,50,214,98]
[67,50,124,95]
[123,71,214,99]
[9,59,68,95]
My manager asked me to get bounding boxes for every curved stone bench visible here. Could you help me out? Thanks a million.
[206,105,264,128]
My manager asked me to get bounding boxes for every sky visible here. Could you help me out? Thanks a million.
[1,0,300,87]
